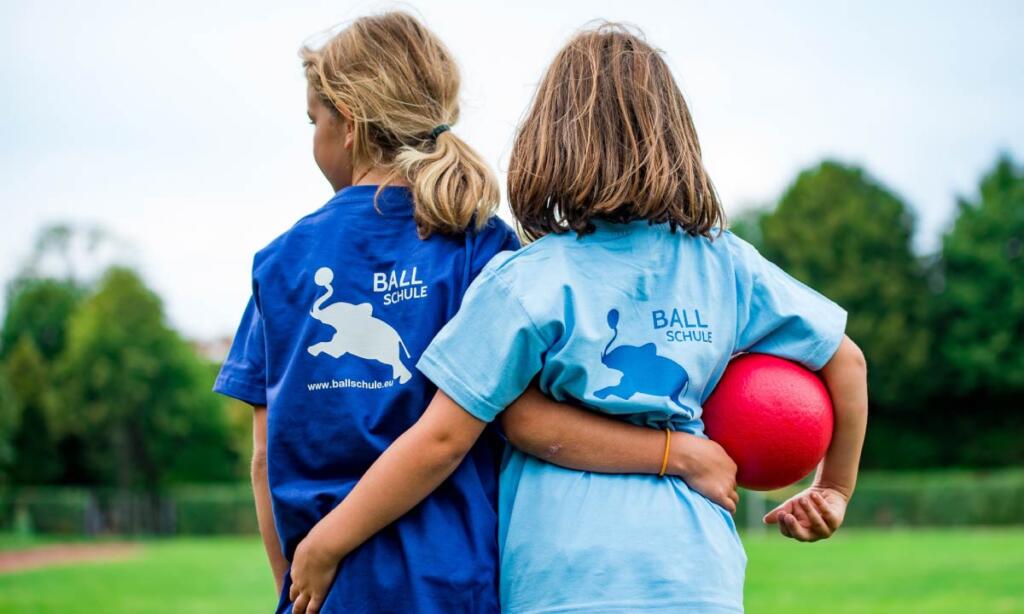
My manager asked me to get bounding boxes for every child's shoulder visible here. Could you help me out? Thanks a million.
[477,230,566,280]
[713,228,777,275]
[251,206,518,280]
[716,228,753,251]
[250,203,339,274]
[692,227,762,268]
[468,215,519,254]
[481,227,760,296]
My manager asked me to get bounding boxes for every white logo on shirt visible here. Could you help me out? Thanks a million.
[373,266,429,306]
[307,267,412,384]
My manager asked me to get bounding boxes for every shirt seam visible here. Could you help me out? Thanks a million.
[486,269,548,345]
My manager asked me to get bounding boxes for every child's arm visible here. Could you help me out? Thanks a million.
[763,335,868,541]
[288,391,486,614]
[251,406,288,592]
[500,387,739,511]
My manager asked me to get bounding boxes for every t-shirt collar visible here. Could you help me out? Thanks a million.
[326,184,415,216]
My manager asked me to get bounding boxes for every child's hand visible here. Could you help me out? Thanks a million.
[289,530,341,614]
[674,434,739,513]
[763,485,848,542]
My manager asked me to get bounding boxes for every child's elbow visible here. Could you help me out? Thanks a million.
[838,335,868,375]
[499,408,533,450]
[501,407,561,459]
[826,335,867,378]
[825,335,870,417]
[250,447,268,479]
[420,423,477,470]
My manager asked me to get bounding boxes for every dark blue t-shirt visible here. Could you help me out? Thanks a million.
[214,185,518,613]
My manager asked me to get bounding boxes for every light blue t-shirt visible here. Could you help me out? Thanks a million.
[417,219,847,613]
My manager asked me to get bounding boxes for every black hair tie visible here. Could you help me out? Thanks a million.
[429,124,450,140]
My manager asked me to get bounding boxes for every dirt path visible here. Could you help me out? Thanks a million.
[0,543,142,574]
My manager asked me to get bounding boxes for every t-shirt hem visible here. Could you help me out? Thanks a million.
[416,351,503,423]
[213,371,267,406]
[805,308,848,371]
[505,597,743,613]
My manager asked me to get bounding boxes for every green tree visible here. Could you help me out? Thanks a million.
[3,336,63,484]
[757,161,931,409]
[57,267,241,488]
[1,278,81,361]
[0,371,19,483]
[0,221,120,360]
[938,154,1024,393]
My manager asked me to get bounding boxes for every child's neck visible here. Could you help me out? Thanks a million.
[352,165,410,188]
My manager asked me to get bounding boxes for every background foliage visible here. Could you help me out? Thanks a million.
[0,154,1021,533]
[0,232,246,494]
[732,154,1024,469]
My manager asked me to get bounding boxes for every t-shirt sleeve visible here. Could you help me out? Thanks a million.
[213,296,268,406]
[417,267,548,422]
[731,235,847,371]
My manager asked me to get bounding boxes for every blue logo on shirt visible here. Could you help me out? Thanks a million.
[594,309,689,409]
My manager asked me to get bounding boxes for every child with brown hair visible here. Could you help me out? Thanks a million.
[217,13,744,614]
[283,22,868,614]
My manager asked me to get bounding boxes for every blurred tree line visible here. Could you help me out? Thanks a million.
[0,154,1021,484]
[0,226,250,489]
[732,154,1024,468]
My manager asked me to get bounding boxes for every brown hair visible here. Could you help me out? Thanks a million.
[508,23,724,241]
[301,12,499,237]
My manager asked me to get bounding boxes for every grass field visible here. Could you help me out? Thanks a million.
[0,529,1022,613]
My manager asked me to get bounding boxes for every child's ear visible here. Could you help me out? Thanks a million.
[335,103,356,150]
[344,119,355,150]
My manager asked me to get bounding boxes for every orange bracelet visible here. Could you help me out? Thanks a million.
[658,428,672,477]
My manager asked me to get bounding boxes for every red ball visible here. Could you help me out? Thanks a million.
[702,353,833,491]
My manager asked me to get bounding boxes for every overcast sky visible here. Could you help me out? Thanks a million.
[2,1,1022,339]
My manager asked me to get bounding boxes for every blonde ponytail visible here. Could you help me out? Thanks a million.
[302,12,499,238]
[394,131,499,236]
